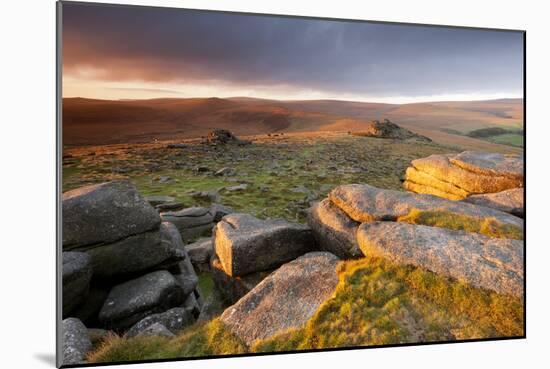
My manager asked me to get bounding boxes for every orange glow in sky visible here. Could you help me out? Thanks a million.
[63,75,521,104]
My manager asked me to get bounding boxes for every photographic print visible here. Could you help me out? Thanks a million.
[58,1,525,367]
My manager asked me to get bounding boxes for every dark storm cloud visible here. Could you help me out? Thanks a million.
[62,2,523,97]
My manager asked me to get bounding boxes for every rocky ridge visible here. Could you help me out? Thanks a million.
[61,181,203,365]
[310,181,524,297]
[403,151,524,216]
[352,119,432,142]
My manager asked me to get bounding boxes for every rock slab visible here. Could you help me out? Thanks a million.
[62,252,93,316]
[450,151,523,179]
[63,180,160,248]
[125,307,194,338]
[185,238,213,272]
[214,213,315,276]
[463,188,524,218]
[99,271,185,330]
[404,151,523,200]
[170,258,199,297]
[356,221,523,297]
[308,199,362,259]
[220,252,340,346]
[404,166,469,200]
[84,229,169,279]
[70,287,110,327]
[133,322,175,338]
[329,183,523,230]
[62,318,92,365]
[211,254,272,304]
[160,207,215,242]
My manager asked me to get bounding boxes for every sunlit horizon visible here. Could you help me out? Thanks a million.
[63,78,522,105]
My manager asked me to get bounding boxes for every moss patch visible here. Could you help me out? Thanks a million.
[398,209,523,240]
[197,273,215,300]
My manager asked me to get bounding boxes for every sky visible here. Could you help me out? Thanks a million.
[62,3,524,103]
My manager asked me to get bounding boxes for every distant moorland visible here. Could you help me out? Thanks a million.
[63,97,523,151]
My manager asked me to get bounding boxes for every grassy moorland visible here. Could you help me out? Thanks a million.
[63,132,457,223]
[62,132,523,234]
[87,256,523,363]
[62,97,523,150]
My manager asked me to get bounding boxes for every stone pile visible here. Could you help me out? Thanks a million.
[184,238,214,272]
[61,181,202,365]
[168,212,335,345]
[210,213,316,303]
[203,129,251,146]
[160,203,234,243]
[403,151,524,216]
[352,119,432,142]
[144,195,185,212]
[309,183,524,297]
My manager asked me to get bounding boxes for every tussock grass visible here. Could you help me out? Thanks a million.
[88,319,246,363]
[398,209,523,240]
[88,257,523,363]
[254,257,523,351]
[87,333,174,363]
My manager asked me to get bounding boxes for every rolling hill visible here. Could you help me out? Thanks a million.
[62,96,523,152]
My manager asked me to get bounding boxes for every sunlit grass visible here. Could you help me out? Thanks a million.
[87,319,247,363]
[398,208,523,240]
[254,257,523,351]
[88,257,523,363]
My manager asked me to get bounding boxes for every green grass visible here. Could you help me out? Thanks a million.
[443,121,523,135]
[88,257,524,363]
[488,133,524,147]
[88,319,247,363]
[62,135,454,223]
[440,125,524,148]
[254,257,523,351]
[438,122,524,149]
[197,273,214,300]
[398,209,524,240]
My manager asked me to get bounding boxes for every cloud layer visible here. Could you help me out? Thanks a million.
[62,3,524,100]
